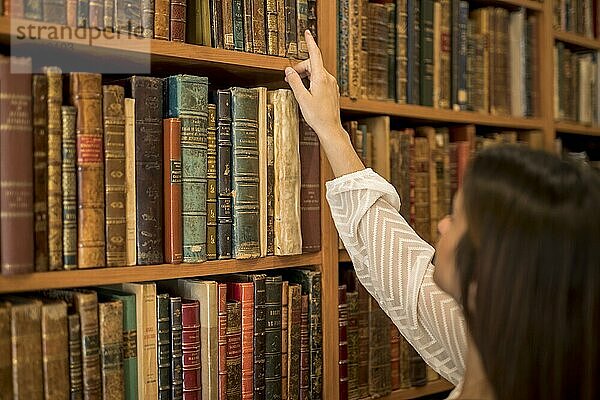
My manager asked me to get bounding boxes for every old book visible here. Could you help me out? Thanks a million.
[398,334,411,389]
[77,0,88,27]
[0,303,11,395]
[509,8,525,117]
[408,344,426,387]
[226,300,243,400]
[60,106,77,270]
[89,0,104,28]
[287,283,301,400]
[210,0,223,47]
[141,0,154,36]
[296,0,308,58]
[435,128,451,230]
[182,300,202,399]
[257,87,268,258]
[95,287,139,400]
[420,0,434,106]
[207,104,218,260]
[368,297,391,397]
[243,0,254,51]
[216,90,233,259]
[345,291,359,400]
[170,0,186,41]
[70,73,106,268]
[525,14,538,117]
[338,0,349,96]
[283,0,297,57]
[275,0,285,56]
[299,118,320,253]
[338,286,349,400]
[266,0,278,55]
[268,89,302,255]
[115,0,141,34]
[164,118,184,264]
[470,7,490,113]
[265,276,283,400]
[123,98,136,266]
[232,0,245,50]
[98,300,125,400]
[412,135,430,242]
[348,0,362,99]
[125,77,164,265]
[266,104,275,256]
[467,24,485,113]
[390,324,400,390]
[217,284,228,400]
[170,296,184,400]
[118,282,158,399]
[102,85,127,267]
[43,0,67,22]
[104,0,114,30]
[355,279,369,398]
[367,3,388,100]
[157,294,171,400]
[39,299,69,399]
[281,281,289,400]
[298,295,309,400]
[437,0,450,108]
[492,7,510,115]
[390,130,407,221]
[154,0,169,39]
[0,56,34,275]
[24,0,43,18]
[67,313,83,399]
[7,297,43,399]
[226,282,254,400]
[306,0,316,43]
[223,0,236,49]
[166,75,208,263]
[394,0,407,103]
[230,87,260,259]
[32,74,49,272]
[407,0,420,104]
[252,0,267,53]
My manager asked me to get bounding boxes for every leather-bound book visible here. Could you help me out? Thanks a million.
[43,0,67,22]
[45,67,64,271]
[170,296,184,400]
[232,0,245,51]
[66,0,77,26]
[408,344,426,387]
[182,300,202,399]
[419,0,434,106]
[266,104,275,256]
[389,324,400,390]
[89,0,104,28]
[170,0,186,41]
[186,0,202,44]
[217,284,228,400]
[276,0,286,56]
[32,74,49,272]
[230,88,260,259]
[25,0,43,19]
[207,104,218,260]
[355,279,369,398]
[216,90,233,259]
[264,276,282,400]
[266,0,278,55]
[299,117,320,253]
[398,333,411,389]
[157,294,171,400]
[39,299,69,400]
[348,0,361,100]
[125,77,164,265]
[0,56,34,275]
[70,73,106,269]
[367,3,389,100]
[154,0,169,39]
[287,283,301,400]
[222,0,234,49]
[281,281,288,400]
[96,287,139,400]
[306,0,316,43]
[225,300,242,400]
[252,0,266,53]
[123,98,136,266]
[77,0,89,27]
[67,313,84,399]
[102,85,127,267]
[268,90,302,256]
[226,282,254,400]
[412,136,430,243]
[164,118,183,264]
[61,105,78,270]
[166,75,209,263]
[210,0,223,47]
[7,297,43,399]
[338,0,349,96]
[345,291,359,400]
[141,0,154,37]
[284,0,297,57]
[407,0,420,104]
[368,297,391,397]
[243,0,253,51]
[115,0,141,34]
[103,0,114,30]
[298,295,309,400]
[338,286,348,400]
[0,303,11,395]
[256,87,268,258]
[98,300,125,400]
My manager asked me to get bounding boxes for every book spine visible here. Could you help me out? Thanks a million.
[368,297,391,396]
[163,118,184,264]
[407,0,420,104]
[182,300,202,399]
[266,0,278,55]
[306,0,316,42]
[389,324,400,390]
[276,0,286,56]
[230,88,260,259]
[264,277,283,400]
[216,90,233,259]
[123,98,136,266]
[338,286,349,400]
[170,0,186,41]
[298,295,309,400]
[130,76,164,265]
[257,87,268,258]
[73,291,102,398]
[103,0,113,31]
[299,117,320,253]
[225,300,243,400]
[141,0,154,37]
[154,0,170,39]
[252,0,267,53]
[0,304,11,396]
[233,0,245,51]
[284,0,297,57]
[24,0,42,18]
[211,0,224,48]
[157,294,171,400]
[438,0,450,108]
[70,72,106,269]
[345,291,359,400]
[356,280,369,398]
[99,300,125,400]
[41,301,69,399]
[413,136,430,242]
[32,74,49,272]
[349,0,362,99]
[266,104,275,256]
[367,3,389,100]
[77,0,89,27]
[395,0,407,103]
[338,0,349,96]
[0,57,34,275]
[217,284,228,400]
[281,281,289,400]
[226,282,254,400]
[89,0,104,28]
[170,297,184,400]
[207,104,218,260]
[287,284,301,400]
[386,2,396,101]
[115,0,141,34]
[68,313,84,399]
[242,0,253,51]
[408,344,427,387]
[457,1,469,111]
[252,275,267,400]
[420,0,434,106]
[308,272,322,400]
[43,0,67,23]
[186,0,202,43]
[102,85,127,267]
[296,0,307,59]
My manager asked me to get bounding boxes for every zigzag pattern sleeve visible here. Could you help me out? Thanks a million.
[326,168,467,385]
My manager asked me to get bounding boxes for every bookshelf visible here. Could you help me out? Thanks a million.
[0,0,598,399]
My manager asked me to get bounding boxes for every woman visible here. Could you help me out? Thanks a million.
[286,30,600,399]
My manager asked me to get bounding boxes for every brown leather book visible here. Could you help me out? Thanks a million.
[287,283,301,400]
[0,302,11,395]
[217,283,228,400]
[45,67,64,271]
[284,0,297,57]
[298,294,309,400]
[243,0,254,52]
[296,0,308,59]
[222,0,235,49]
[66,0,77,26]
[102,85,127,267]
[368,297,391,397]
[89,0,105,28]
[70,73,106,268]
[155,0,170,39]
[345,291,359,400]
[398,334,411,389]
[40,299,69,400]
[252,0,267,53]
[276,0,286,56]
[266,0,278,55]
[32,74,49,272]
[124,98,136,266]
[99,300,125,400]
[67,313,84,399]
[225,300,242,400]
[281,281,288,400]
[207,104,218,260]
[170,0,186,41]
[182,299,202,399]
[299,117,320,253]
[355,279,369,398]
[338,286,349,400]
[0,56,34,275]
[61,106,78,270]
[389,324,400,390]
[163,118,183,264]
[412,136,431,243]
[226,282,254,400]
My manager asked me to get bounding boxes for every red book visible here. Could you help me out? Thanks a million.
[163,118,183,264]
[299,117,321,253]
[390,324,401,390]
[217,283,228,399]
[227,281,254,400]
[182,300,201,399]
[338,285,349,400]
[299,294,310,400]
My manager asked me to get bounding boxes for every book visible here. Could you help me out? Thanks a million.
[43,0,67,22]
[287,283,302,400]
[257,87,268,258]
[266,104,275,256]
[368,297,391,396]
[157,293,171,400]
[420,0,434,107]
[285,0,298,57]
[40,299,69,399]
[210,0,223,48]
[154,0,169,39]
[264,276,283,400]
[207,104,218,260]
[266,0,279,55]
[170,296,184,400]
[182,300,202,399]
[232,0,245,51]
[124,98,137,266]
[338,285,349,400]
[243,0,254,52]
[360,116,391,180]
[217,284,228,400]
[367,2,389,100]
[345,291,359,400]
[164,118,184,264]
[98,299,125,400]
[281,281,289,400]
[170,0,186,41]
[276,0,286,56]
[67,313,84,399]
[216,90,233,259]
[0,303,11,396]
[252,0,267,53]
[225,300,243,400]
[61,105,78,270]
[298,294,309,400]
[299,118,320,253]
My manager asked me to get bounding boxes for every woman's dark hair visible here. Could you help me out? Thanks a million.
[455,145,600,399]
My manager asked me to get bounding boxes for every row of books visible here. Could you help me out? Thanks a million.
[0,55,321,275]
[337,269,440,400]
[553,0,599,38]
[0,268,322,400]
[338,1,539,117]
[554,44,600,126]
[3,0,317,57]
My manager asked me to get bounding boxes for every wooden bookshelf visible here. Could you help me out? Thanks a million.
[554,30,600,50]
[555,121,600,137]
[384,380,455,400]
[339,249,352,263]
[478,0,543,11]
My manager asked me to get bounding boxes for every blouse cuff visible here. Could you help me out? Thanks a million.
[325,168,402,211]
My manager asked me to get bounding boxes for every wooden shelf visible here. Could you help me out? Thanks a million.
[554,30,600,50]
[555,121,600,137]
[340,98,545,130]
[0,253,321,294]
[383,379,455,400]
[474,0,543,11]
[339,249,351,263]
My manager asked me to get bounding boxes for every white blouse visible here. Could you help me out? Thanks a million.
[326,168,467,398]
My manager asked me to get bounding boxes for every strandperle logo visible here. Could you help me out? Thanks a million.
[14,23,147,47]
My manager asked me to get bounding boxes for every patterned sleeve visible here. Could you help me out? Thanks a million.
[326,168,467,385]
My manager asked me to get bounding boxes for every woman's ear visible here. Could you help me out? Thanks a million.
[468,281,478,313]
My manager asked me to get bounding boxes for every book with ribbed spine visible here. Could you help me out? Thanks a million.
[98,299,125,400]
[154,0,169,39]
[348,0,362,100]
[123,98,136,266]
[226,300,242,400]
[242,0,253,51]
[0,303,11,395]
[141,0,154,36]
[67,313,84,399]
[182,300,202,399]
[164,118,184,264]
[386,2,396,101]
[61,105,77,270]
[266,104,275,256]
[266,0,278,55]
[210,0,223,47]
[298,295,309,400]
[216,90,233,259]
[256,87,268,258]
[470,7,490,113]
[338,286,349,400]
[265,276,282,400]
[276,0,286,56]
[287,283,301,400]
[345,291,359,400]
[284,0,297,57]
[170,0,186,41]
[299,117,320,253]
[390,324,400,390]
[306,0,316,44]
[166,75,208,263]
[232,0,245,50]
[157,294,171,400]
[281,280,289,400]
[230,87,260,259]
[420,0,434,106]
[40,299,69,400]
[296,0,308,58]
[406,0,420,104]
[252,0,267,53]
[367,3,389,100]
[207,104,218,260]
[368,297,391,396]
[338,0,349,96]
[170,296,184,400]
[217,284,228,400]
